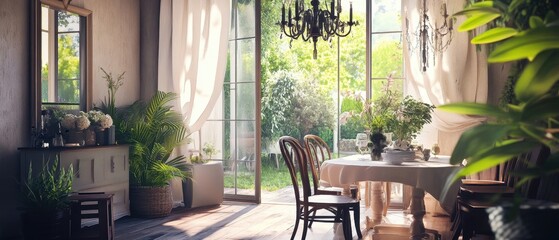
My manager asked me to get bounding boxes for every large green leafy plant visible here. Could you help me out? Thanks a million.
[120,91,190,187]
[358,88,434,144]
[22,159,73,214]
[440,0,559,187]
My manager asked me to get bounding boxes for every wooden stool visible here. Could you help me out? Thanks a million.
[69,193,114,240]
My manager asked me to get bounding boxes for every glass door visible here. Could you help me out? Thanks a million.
[200,0,261,203]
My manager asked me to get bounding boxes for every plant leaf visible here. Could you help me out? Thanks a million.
[544,12,558,25]
[471,27,518,44]
[508,0,525,12]
[522,96,559,121]
[529,16,545,29]
[489,27,559,62]
[454,6,501,17]
[451,140,538,182]
[458,12,501,32]
[449,124,515,165]
[515,51,559,102]
[437,102,510,118]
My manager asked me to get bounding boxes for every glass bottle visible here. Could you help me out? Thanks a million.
[53,123,64,147]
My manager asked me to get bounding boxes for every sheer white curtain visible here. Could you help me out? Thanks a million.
[158,0,230,149]
[402,0,488,154]
[158,0,230,204]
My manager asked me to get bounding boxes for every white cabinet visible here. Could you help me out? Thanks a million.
[19,145,130,221]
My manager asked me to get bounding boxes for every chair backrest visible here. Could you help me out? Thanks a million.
[304,134,332,192]
[505,145,550,199]
[279,136,313,202]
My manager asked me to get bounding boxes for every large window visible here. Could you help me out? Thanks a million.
[370,0,404,100]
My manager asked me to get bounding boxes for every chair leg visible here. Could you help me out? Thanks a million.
[301,206,309,240]
[342,208,352,240]
[461,210,473,240]
[451,219,462,240]
[353,205,362,239]
[291,206,301,240]
[309,207,316,228]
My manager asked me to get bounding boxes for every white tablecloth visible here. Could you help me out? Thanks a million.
[320,155,461,213]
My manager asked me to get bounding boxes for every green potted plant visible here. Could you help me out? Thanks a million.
[388,96,435,150]
[440,0,559,237]
[21,158,73,240]
[119,91,190,218]
[357,83,434,160]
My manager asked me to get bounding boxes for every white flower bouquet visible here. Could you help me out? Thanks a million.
[75,113,91,130]
[60,114,77,129]
[88,110,113,129]
[59,112,90,130]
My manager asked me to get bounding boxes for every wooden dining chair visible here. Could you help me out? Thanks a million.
[279,136,362,240]
[303,134,344,195]
[453,145,549,240]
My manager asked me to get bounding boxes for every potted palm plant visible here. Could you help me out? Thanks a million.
[119,91,190,218]
[21,158,73,240]
[440,0,559,238]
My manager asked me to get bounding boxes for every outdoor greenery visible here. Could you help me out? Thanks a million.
[225,165,293,192]
[261,70,335,146]
[261,0,404,152]
[439,0,559,192]
[22,159,73,214]
[119,91,190,187]
[42,10,81,104]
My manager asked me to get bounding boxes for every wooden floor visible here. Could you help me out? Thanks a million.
[115,200,454,240]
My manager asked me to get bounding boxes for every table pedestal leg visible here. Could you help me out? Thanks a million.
[365,181,384,229]
[410,188,427,240]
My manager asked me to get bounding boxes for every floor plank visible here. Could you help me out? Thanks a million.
[115,202,452,239]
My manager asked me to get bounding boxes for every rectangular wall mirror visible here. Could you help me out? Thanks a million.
[31,0,92,130]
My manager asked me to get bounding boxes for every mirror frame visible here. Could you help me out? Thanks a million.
[31,0,92,128]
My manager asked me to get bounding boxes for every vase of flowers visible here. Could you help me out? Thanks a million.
[88,110,114,145]
[368,131,387,161]
[60,112,91,145]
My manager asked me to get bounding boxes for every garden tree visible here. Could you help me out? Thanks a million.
[41,11,81,104]
[57,34,80,103]
[371,40,404,99]
[261,70,334,146]
[260,0,289,85]
[261,70,298,146]
[291,79,336,141]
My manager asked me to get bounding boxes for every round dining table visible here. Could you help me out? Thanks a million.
[320,154,461,239]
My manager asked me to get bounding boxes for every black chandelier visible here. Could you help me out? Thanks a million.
[406,0,454,72]
[278,0,358,59]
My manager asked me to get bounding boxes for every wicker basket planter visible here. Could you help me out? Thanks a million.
[130,184,173,218]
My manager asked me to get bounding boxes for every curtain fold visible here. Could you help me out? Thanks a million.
[402,0,488,152]
[158,0,231,152]
[158,0,230,205]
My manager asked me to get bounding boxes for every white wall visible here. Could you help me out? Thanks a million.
[0,0,140,238]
